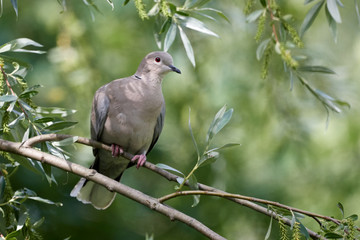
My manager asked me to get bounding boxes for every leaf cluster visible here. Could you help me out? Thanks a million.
[157,105,240,207]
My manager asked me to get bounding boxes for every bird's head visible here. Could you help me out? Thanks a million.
[136,51,181,79]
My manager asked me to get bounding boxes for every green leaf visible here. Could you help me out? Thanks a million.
[156,163,185,177]
[304,0,316,4]
[53,136,79,147]
[297,65,336,74]
[159,18,171,34]
[356,0,360,24]
[0,94,17,102]
[164,21,177,52]
[297,219,310,240]
[198,151,219,167]
[148,3,160,16]
[178,25,196,67]
[44,121,78,131]
[177,15,219,37]
[0,38,45,54]
[123,0,130,6]
[337,202,344,218]
[11,0,18,17]
[327,0,341,23]
[33,217,45,228]
[246,9,264,23]
[264,215,273,240]
[106,0,114,10]
[34,117,55,123]
[197,8,231,23]
[259,0,266,7]
[188,108,200,159]
[256,38,271,60]
[28,196,63,206]
[36,107,76,118]
[206,106,234,142]
[189,174,200,207]
[324,232,343,238]
[300,0,325,38]
[206,143,241,153]
[325,4,337,42]
[347,214,358,221]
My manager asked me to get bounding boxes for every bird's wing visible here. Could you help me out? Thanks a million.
[91,85,110,154]
[147,102,165,154]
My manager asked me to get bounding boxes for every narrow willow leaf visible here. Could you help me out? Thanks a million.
[246,9,264,23]
[356,0,360,24]
[314,89,341,113]
[10,0,18,17]
[28,196,63,206]
[44,121,78,131]
[188,108,200,158]
[304,0,316,4]
[300,0,325,37]
[159,18,171,34]
[206,143,241,153]
[156,163,185,177]
[264,215,273,240]
[164,21,177,52]
[191,194,200,207]
[36,107,76,117]
[260,0,266,7]
[347,214,358,221]
[177,15,219,37]
[0,38,44,54]
[107,0,114,10]
[0,0,3,17]
[337,202,345,217]
[256,38,271,60]
[324,233,344,238]
[207,105,227,142]
[188,174,198,190]
[123,0,130,6]
[297,219,310,240]
[297,65,336,74]
[325,4,337,42]
[178,25,195,67]
[334,99,350,109]
[211,108,233,136]
[327,0,342,23]
[0,94,17,102]
[148,3,160,16]
[197,8,230,23]
[33,217,45,228]
[34,117,55,123]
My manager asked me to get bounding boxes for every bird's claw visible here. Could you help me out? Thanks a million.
[131,154,147,169]
[111,144,124,157]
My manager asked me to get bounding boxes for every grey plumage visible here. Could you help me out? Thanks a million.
[70,51,181,209]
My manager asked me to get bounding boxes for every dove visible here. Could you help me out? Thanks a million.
[70,51,181,209]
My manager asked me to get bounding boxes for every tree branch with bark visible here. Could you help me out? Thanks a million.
[1,134,356,239]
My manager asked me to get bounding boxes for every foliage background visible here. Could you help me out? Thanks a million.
[1,0,360,239]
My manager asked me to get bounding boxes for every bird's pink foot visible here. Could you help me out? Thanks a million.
[111,144,124,157]
[131,154,147,169]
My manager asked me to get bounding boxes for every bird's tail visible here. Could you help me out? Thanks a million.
[70,177,116,210]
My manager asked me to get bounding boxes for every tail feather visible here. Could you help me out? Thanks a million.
[71,178,116,210]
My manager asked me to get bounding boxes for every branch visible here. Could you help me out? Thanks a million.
[0,137,225,240]
[4,134,350,239]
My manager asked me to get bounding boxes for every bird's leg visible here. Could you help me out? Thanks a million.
[111,144,124,157]
[131,154,147,169]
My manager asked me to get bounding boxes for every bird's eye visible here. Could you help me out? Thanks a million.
[155,57,161,63]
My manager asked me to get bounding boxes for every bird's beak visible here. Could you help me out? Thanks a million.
[169,65,181,74]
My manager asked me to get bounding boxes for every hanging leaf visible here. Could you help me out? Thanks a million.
[107,0,114,10]
[264,215,273,240]
[206,105,233,142]
[246,9,264,23]
[164,21,177,52]
[325,4,337,42]
[10,0,18,17]
[337,202,345,218]
[300,0,325,37]
[197,8,231,23]
[0,94,17,102]
[177,15,219,37]
[178,25,196,67]
[256,38,271,60]
[327,0,342,23]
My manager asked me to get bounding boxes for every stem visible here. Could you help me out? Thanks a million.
[267,0,279,43]
[178,163,198,190]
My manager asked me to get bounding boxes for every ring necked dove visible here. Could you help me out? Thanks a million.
[70,51,181,209]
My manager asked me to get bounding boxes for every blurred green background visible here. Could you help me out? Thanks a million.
[1,0,360,239]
